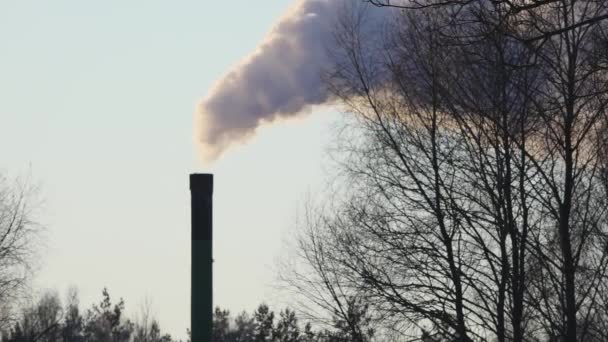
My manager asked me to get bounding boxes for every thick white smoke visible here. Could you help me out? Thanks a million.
[196,0,391,162]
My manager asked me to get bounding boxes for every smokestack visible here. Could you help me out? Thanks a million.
[190,173,213,342]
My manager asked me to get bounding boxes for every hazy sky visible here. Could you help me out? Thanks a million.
[0,1,337,339]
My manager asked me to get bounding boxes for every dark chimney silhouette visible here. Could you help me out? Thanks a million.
[190,173,213,342]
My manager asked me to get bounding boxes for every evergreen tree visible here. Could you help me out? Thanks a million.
[274,309,299,342]
[300,323,315,342]
[83,288,133,342]
[253,305,274,342]
[212,308,230,342]
[330,298,374,342]
[62,298,83,342]
[230,312,255,342]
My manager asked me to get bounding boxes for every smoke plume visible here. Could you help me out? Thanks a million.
[196,0,389,162]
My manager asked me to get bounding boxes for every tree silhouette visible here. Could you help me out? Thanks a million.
[288,1,608,340]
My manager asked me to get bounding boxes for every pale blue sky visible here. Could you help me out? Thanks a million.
[0,1,336,339]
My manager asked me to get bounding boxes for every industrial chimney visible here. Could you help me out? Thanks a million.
[190,173,213,342]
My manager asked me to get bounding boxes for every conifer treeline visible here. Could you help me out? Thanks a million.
[1,289,374,342]
[211,300,374,342]
[2,288,174,342]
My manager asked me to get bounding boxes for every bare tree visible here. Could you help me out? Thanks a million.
[364,0,608,43]
[132,296,172,342]
[2,290,64,342]
[0,174,43,329]
[280,200,376,341]
[287,1,608,341]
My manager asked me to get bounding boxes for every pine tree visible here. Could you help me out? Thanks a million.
[231,312,255,342]
[84,288,133,342]
[253,305,274,342]
[331,298,374,342]
[62,301,83,342]
[274,309,299,342]
[212,308,230,342]
[301,323,315,342]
